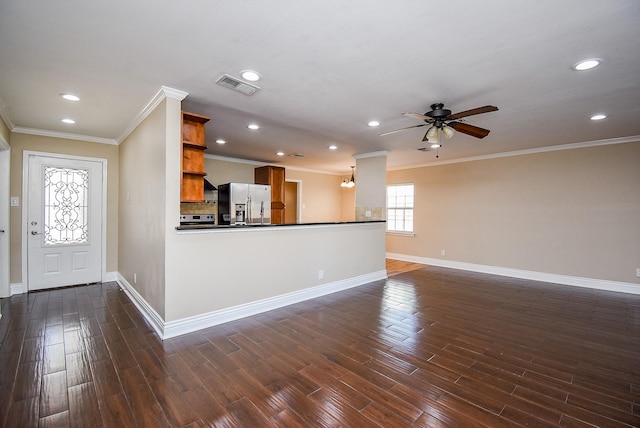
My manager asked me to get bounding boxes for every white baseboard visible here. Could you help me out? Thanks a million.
[10,282,25,295]
[386,252,640,295]
[163,270,388,339]
[103,271,118,282]
[116,274,165,339]
[116,269,387,340]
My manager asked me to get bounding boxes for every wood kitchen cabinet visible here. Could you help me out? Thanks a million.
[181,112,210,202]
[255,166,286,224]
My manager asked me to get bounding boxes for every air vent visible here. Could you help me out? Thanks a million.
[289,153,306,158]
[215,74,261,95]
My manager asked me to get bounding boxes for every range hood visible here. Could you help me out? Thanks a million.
[204,178,217,191]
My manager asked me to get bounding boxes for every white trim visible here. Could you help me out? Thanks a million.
[12,127,117,145]
[386,252,640,295]
[117,86,188,143]
[117,273,165,338]
[10,282,26,295]
[116,269,387,340]
[0,127,9,150]
[162,270,387,339]
[387,135,640,171]
[0,96,15,131]
[103,271,118,282]
[21,151,108,292]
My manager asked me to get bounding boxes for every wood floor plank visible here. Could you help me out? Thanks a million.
[1,267,640,427]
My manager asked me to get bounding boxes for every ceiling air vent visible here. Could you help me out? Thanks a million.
[215,74,261,95]
[289,153,306,158]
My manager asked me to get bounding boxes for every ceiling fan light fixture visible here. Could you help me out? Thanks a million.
[430,143,441,149]
[442,125,455,139]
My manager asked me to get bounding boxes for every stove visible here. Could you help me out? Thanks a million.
[179,214,215,225]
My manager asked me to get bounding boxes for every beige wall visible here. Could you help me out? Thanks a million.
[119,99,169,317]
[387,141,640,284]
[165,223,386,322]
[284,169,346,223]
[355,155,387,221]
[8,133,119,284]
[204,157,256,186]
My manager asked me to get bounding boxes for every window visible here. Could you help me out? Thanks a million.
[387,183,414,233]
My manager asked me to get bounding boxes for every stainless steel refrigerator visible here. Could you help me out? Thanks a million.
[218,183,271,225]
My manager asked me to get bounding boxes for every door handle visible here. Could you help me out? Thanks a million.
[31,230,41,235]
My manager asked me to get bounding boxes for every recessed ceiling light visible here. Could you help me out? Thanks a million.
[328,145,338,150]
[572,58,602,71]
[368,120,380,127]
[60,93,80,101]
[276,151,285,156]
[590,114,607,121]
[247,123,260,130]
[240,70,261,82]
[216,139,226,145]
[61,118,76,124]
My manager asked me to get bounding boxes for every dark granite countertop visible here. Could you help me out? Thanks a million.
[176,220,385,231]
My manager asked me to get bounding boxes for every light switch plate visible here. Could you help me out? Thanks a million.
[10,196,19,207]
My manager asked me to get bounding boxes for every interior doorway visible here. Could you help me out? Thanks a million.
[284,180,301,224]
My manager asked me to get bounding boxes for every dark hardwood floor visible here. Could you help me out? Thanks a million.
[1,266,639,427]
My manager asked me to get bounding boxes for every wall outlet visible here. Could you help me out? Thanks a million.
[636,268,640,278]
[441,249,446,257]
[10,196,19,207]
[365,210,372,218]
[318,270,324,280]
[133,273,137,284]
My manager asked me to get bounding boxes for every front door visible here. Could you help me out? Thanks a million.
[27,154,103,290]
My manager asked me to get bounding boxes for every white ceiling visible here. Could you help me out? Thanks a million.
[1,0,639,175]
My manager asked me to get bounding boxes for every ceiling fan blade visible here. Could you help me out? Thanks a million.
[379,123,428,136]
[448,121,491,138]
[402,112,432,120]
[446,105,498,120]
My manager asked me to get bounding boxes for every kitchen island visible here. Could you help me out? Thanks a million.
[120,220,388,339]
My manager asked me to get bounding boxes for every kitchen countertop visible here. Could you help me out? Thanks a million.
[176,220,385,231]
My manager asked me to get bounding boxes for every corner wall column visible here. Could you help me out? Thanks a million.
[353,151,388,221]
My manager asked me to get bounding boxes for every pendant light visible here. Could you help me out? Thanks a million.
[341,166,355,188]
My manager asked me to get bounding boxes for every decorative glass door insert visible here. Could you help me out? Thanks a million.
[43,166,89,245]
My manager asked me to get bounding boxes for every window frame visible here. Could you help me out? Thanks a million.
[386,183,415,234]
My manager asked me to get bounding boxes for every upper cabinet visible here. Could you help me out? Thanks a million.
[255,166,286,224]
[181,112,210,202]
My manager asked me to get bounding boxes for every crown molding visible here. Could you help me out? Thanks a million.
[11,127,118,145]
[387,135,640,171]
[0,95,15,132]
[116,85,188,143]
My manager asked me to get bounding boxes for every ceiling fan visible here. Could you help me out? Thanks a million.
[380,103,498,143]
